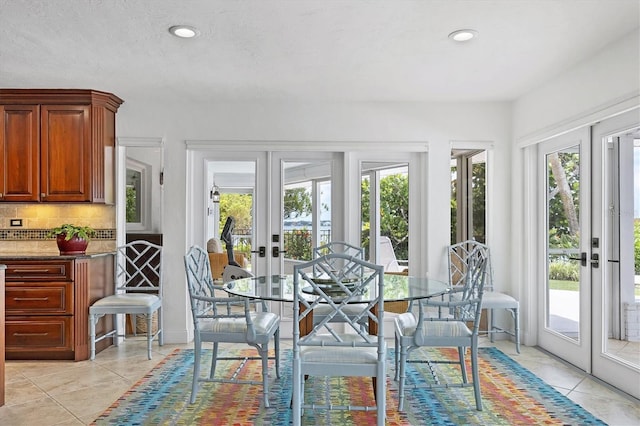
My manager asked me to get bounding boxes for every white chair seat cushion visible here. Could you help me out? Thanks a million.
[92,293,160,308]
[396,312,418,334]
[201,312,279,335]
[482,291,519,309]
[395,312,472,337]
[300,334,382,364]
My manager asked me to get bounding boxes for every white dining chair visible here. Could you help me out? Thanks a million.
[394,244,489,411]
[89,240,163,360]
[292,252,386,426]
[449,240,520,353]
[184,245,280,407]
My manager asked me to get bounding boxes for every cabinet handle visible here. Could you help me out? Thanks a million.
[12,269,51,273]
[13,297,49,301]
[13,332,49,336]
[41,193,46,198]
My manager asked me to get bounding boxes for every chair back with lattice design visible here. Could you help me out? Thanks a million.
[448,240,493,292]
[116,240,163,294]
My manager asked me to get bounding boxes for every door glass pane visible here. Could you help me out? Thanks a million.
[282,160,332,261]
[318,180,332,245]
[606,132,640,367]
[207,161,256,276]
[218,192,254,267]
[634,137,640,302]
[283,181,313,260]
[546,146,581,340]
[360,163,409,273]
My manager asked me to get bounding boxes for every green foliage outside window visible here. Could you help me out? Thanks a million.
[635,219,640,275]
[361,173,409,260]
[126,186,138,222]
[450,161,486,244]
[217,193,253,258]
[218,194,253,233]
[284,187,312,219]
[547,152,580,249]
[285,229,313,261]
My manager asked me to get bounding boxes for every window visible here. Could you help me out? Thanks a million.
[451,150,486,244]
[125,159,151,231]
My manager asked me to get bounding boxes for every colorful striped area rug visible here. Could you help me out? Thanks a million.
[92,347,605,425]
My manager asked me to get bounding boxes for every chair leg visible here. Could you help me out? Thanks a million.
[158,308,164,346]
[471,342,483,411]
[190,337,202,404]
[209,342,219,379]
[260,344,270,408]
[489,308,496,343]
[274,328,281,378]
[117,314,123,347]
[394,333,399,381]
[397,341,408,411]
[458,346,468,383]
[292,357,302,426]
[376,369,385,426]
[146,314,153,360]
[89,313,97,360]
[513,307,521,354]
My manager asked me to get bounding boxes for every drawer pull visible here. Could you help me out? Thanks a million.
[13,332,49,336]
[12,269,52,273]
[13,297,50,301]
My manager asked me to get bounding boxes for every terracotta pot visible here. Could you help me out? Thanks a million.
[56,234,89,255]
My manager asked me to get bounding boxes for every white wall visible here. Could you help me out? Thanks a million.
[513,28,640,143]
[116,99,511,343]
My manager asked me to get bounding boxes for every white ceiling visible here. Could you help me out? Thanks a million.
[1,0,638,103]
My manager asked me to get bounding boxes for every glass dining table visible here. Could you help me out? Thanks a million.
[223,273,450,335]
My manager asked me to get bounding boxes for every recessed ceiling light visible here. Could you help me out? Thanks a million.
[169,25,199,38]
[448,29,478,42]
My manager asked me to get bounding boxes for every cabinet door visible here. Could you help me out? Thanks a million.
[40,105,91,201]
[0,105,40,201]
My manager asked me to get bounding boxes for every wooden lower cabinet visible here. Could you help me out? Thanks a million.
[1,264,6,406]
[3,255,114,361]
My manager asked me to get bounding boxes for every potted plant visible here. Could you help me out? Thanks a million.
[48,223,96,255]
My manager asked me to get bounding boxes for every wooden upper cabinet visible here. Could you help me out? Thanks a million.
[41,105,91,202]
[0,89,123,203]
[0,105,40,201]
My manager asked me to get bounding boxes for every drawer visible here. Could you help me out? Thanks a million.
[5,316,73,350]
[5,282,74,314]
[5,261,73,281]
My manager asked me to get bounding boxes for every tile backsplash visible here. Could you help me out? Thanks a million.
[0,204,116,254]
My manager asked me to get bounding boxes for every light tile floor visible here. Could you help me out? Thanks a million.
[1,337,638,425]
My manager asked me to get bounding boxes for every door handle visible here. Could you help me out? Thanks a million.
[568,252,587,267]
[250,246,266,257]
[272,246,287,258]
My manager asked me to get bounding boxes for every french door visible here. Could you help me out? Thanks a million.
[538,128,592,371]
[538,111,640,398]
[189,149,339,336]
[591,111,640,399]
[200,152,338,278]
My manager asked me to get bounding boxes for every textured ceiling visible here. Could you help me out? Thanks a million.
[0,0,638,103]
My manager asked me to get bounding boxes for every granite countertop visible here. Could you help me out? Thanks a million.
[0,251,115,260]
